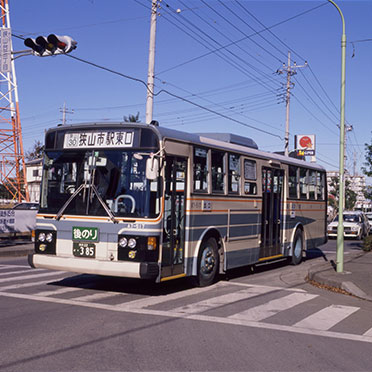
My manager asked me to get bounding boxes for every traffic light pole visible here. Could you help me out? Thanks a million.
[145,0,158,124]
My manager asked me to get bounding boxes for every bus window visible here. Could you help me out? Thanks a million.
[309,170,316,200]
[211,150,225,193]
[228,153,240,194]
[243,159,257,195]
[317,171,324,200]
[193,147,208,192]
[288,165,298,198]
[300,168,308,199]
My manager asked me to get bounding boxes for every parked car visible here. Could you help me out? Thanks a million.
[327,211,370,240]
[12,202,39,210]
[365,213,372,234]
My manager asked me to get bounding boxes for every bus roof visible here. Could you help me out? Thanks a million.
[47,121,326,172]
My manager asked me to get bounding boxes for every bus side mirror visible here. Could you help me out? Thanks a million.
[146,157,159,180]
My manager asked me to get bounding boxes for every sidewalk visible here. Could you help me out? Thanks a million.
[308,250,372,302]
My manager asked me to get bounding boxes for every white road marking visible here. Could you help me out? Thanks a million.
[229,292,318,321]
[0,270,66,284]
[293,305,360,330]
[35,287,84,297]
[76,291,123,302]
[0,278,64,291]
[0,268,45,277]
[116,284,219,309]
[172,286,274,314]
[219,281,306,292]
[0,290,371,344]
[363,327,372,337]
[0,264,30,269]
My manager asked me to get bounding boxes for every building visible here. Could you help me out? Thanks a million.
[26,158,42,203]
[327,171,372,211]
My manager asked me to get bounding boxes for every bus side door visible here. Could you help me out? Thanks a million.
[161,156,187,278]
[260,167,284,260]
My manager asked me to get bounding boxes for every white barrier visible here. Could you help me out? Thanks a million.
[0,209,37,236]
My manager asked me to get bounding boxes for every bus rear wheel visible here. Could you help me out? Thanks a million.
[291,229,304,265]
[194,237,219,287]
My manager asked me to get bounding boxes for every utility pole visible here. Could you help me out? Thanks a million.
[145,0,159,124]
[277,52,307,156]
[353,150,357,177]
[343,124,352,210]
[60,102,74,125]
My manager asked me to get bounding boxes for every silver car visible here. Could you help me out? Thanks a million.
[327,211,370,240]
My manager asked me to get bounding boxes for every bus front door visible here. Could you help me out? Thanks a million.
[260,167,284,260]
[161,156,187,279]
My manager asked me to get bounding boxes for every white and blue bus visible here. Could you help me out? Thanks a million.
[29,122,327,286]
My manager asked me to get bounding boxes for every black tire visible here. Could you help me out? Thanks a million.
[291,229,304,265]
[194,237,219,287]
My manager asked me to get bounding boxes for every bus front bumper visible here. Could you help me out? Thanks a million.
[28,254,159,280]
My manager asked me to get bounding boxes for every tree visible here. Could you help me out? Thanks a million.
[123,112,140,123]
[362,139,372,177]
[329,176,357,211]
[25,140,44,161]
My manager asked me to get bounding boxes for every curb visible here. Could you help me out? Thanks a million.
[307,251,372,302]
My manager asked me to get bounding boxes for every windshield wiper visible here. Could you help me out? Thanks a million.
[55,183,118,223]
[90,184,118,223]
[55,183,85,221]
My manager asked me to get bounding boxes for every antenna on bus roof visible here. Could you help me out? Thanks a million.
[150,120,159,126]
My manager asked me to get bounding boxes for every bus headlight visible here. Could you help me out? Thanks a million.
[38,232,46,242]
[35,230,56,255]
[128,238,137,249]
[46,232,53,243]
[119,237,128,248]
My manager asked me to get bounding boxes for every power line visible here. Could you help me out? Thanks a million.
[157,2,327,75]
[159,2,280,93]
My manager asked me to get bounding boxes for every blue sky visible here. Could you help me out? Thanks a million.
[9,0,372,182]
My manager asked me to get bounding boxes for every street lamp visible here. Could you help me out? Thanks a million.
[328,0,346,273]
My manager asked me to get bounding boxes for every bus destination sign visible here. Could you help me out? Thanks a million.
[64,130,134,149]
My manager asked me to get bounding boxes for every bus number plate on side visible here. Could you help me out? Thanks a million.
[73,243,96,258]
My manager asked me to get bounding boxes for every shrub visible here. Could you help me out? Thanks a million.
[362,235,372,252]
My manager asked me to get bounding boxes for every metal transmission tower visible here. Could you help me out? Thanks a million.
[277,52,307,156]
[0,0,28,202]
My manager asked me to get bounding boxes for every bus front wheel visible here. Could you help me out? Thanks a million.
[291,229,304,265]
[194,237,219,287]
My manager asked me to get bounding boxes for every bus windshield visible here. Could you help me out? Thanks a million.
[39,149,161,218]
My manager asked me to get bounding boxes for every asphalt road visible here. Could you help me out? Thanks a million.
[0,239,371,372]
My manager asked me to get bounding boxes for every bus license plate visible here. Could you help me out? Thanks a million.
[73,243,96,258]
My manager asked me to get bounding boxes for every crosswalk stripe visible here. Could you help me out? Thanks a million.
[0,278,65,291]
[0,268,44,277]
[1,290,372,344]
[0,264,29,269]
[0,270,66,284]
[76,292,123,302]
[229,292,318,321]
[363,327,372,337]
[293,305,360,330]
[220,281,306,292]
[35,287,83,297]
[116,283,223,309]
[0,265,13,270]
[172,286,274,314]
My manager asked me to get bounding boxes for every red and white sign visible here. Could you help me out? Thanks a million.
[295,134,316,156]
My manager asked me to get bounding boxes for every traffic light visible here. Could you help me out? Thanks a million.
[24,34,77,57]
[47,34,77,54]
